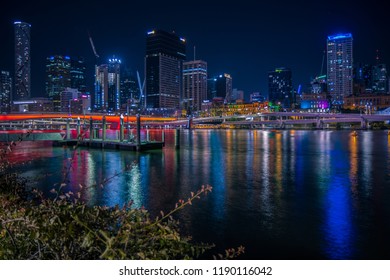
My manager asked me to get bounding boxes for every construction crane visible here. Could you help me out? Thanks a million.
[88,30,100,60]
[137,70,145,109]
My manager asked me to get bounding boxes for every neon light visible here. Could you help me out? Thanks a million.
[328,33,352,40]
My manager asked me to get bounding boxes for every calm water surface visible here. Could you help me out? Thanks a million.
[13,129,390,259]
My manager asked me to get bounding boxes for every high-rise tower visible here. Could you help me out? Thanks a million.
[94,57,121,112]
[268,67,292,108]
[215,73,233,103]
[14,21,31,100]
[183,60,207,113]
[45,55,71,111]
[0,71,12,113]
[145,30,186,109]
[327,33,353,105]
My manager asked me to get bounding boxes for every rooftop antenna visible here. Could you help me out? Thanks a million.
[137,70,146,109]
[194,45,196,61]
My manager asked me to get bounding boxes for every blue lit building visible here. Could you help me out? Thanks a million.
[94,57,121,112]
[327,33,353,106]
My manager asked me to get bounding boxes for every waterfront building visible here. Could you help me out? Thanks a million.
[215,73,233,103]
[14,21,31,100]
[183,60,207,113]
[250,92,265,103]
[343,94,390,113]
[268,67,293,108]
[298,93,329,112]
[0,71,12,113]
[327,33,353,106]
[46,55,72,111]
[145,29,186,109]
[94,57,121,112]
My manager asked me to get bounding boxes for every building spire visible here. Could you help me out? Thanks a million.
[194,45,196,61]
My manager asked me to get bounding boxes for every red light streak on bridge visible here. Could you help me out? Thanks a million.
[0,113,176,123]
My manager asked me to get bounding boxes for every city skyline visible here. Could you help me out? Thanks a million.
[0,0,389,99]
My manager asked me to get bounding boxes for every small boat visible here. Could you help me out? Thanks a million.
[351,131,358,137]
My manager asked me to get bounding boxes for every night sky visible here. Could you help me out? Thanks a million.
[0,0,388,99]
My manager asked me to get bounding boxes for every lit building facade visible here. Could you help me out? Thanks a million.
[14,21,31,100]
[183,60,207,113]
[120,68,139,110]
[70,57,87,93]
[0,71,12,113]
[145,29,186,109]
[94,58,121,112]
[372,64,388,93]
[327,33,353,105]
[46,55,72,112]
[268,67,293,108]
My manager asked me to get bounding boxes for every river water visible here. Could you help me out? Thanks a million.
[10,129,390,259]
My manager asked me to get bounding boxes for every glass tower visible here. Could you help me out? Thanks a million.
[45,55,72,112]
[145,30,186,109]
[327,33,353,106]
[14,21,31,100]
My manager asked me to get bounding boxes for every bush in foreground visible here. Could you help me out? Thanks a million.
[0,138,244,260]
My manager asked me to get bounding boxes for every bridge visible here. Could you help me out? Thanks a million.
[1,112,390,134]
[190,112,390,129]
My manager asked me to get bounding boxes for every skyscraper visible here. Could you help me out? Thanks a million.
[107,58,121,112]
[268,67,293,108]
[14,21,31,100]
[120,68,140,110]
[46,55,71,111]
[145,29,186,109]
[0,71,12,113]
[372,64,388,93]
[94,57,121,112]
[215,73,233,102]
[70,57,87,93]
[327,33,353,105]
[183,60,207,113]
